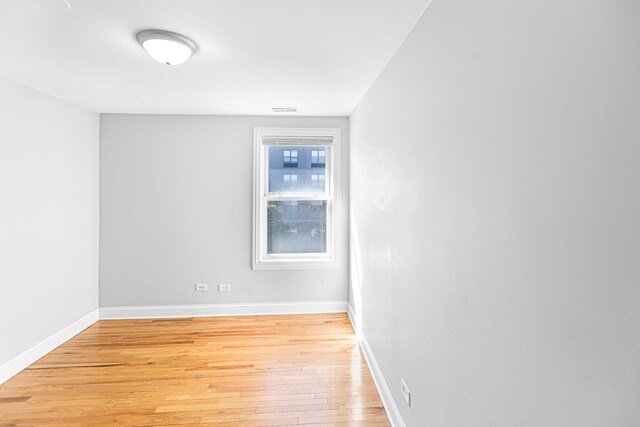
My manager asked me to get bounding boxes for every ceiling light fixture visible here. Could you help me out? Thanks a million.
[136,29,197,66]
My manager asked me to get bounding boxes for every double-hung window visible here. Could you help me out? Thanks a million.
[253,128,340,270]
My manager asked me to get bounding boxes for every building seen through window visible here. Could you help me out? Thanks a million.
[267,146,327,254]
[268,147,326,194]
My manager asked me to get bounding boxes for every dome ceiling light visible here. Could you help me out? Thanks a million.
[136,29,197,66]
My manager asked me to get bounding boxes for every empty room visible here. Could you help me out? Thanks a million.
[1,0,639,426]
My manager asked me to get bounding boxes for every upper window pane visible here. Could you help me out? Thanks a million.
[268,146,326,195]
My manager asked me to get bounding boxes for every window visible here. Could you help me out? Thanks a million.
[253,128,340,270]
[283,149,298,167]
[311,174,325,187]
[283,174,298,186]
[311,149,326,167]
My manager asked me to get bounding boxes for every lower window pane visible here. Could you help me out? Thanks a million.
[267,201,327,254]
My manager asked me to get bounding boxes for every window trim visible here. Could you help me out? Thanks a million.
[253,127,340,270]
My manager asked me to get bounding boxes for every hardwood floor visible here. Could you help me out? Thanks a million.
[0,313,390,426]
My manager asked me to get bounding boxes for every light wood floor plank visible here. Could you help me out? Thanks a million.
[0,313,390,426]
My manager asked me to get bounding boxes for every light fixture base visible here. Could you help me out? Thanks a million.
[136,29,197,65]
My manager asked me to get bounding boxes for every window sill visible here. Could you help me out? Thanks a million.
[252,257,339,271]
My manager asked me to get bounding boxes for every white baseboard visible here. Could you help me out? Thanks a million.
[0,309,99,385]
[347,302,357,334]
[99,300,348,320]
[349,318,406,427]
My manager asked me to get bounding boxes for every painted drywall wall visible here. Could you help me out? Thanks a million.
[349,0,640,426]
[99,115,349,307]
[0,76,99,366]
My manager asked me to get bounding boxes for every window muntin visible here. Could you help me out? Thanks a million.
[253,128,340,270]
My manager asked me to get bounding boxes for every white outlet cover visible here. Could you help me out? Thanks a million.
[401,379,411,407]
[218,284,231,292]
[195,283,208,292]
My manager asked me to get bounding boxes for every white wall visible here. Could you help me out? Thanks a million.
[99,114,349,307]
[349,0,640,426]
[0,77,99,366]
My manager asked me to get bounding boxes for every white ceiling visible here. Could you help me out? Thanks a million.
[0,0,430,116]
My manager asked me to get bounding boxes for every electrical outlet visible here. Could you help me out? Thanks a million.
[401,379,411,407]
[218,283,231,292]
[195,283,208,292]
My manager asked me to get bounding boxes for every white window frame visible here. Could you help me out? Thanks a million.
[253,127,340,270]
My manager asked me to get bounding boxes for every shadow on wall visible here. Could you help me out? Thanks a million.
[349,201,364,337]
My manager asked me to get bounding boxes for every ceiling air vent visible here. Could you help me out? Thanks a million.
[272,107,297,113]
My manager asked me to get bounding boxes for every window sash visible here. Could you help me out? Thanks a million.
[265,146,331,199]
[262,199,332,258]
